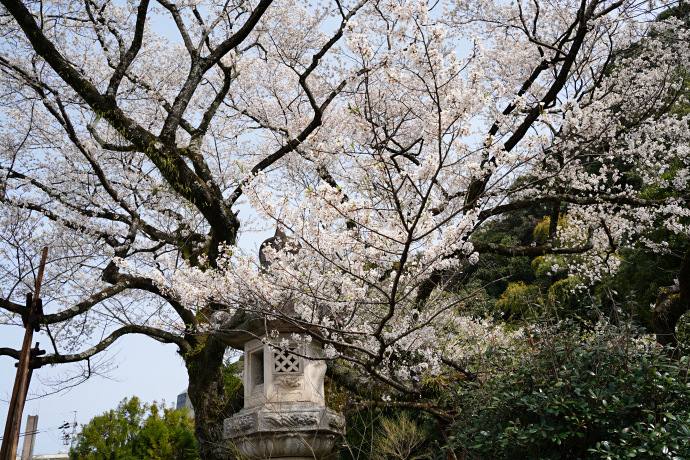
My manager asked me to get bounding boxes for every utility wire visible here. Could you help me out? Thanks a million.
[0,425,62,442]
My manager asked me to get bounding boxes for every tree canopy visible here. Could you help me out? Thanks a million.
[0,0,689,457]
[69,396,197,460]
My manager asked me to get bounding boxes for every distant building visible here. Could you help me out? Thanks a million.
[176,390,195,418]
[14,451,69,460]
[30,451,69,459]
[21,415,38,460]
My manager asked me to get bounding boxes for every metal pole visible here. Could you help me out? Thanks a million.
[69,411,77,450]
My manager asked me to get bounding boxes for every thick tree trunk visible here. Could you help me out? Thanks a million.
[653,249,690,357]
[185,336,242,460]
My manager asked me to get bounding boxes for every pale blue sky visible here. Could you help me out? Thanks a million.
[1,326,189,455]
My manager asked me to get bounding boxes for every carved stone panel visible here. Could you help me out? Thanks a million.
[224,413,256,436]
[274,375,302,390]
[264,412,318,428]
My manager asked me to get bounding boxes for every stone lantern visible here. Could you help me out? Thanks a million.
[218,229,345,459]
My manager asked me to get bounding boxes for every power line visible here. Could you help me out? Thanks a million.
[0,425,62,442]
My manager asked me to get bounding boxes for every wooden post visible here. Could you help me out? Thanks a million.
[0,248,48,460]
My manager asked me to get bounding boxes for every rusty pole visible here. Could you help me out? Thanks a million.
[0,247,48,460]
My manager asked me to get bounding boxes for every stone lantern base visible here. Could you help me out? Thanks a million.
[224,403,345,460]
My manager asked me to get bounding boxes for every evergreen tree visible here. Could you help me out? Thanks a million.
[69,397,198,460]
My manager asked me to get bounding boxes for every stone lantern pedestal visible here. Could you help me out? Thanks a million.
[216,228,345,459]
[221,329,344,460]
[225,404,344,460]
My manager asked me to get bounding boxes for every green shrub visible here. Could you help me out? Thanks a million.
[443,321,690,459]
[546,276,584,315]
[496,281,543,319]
[372,412,431,460]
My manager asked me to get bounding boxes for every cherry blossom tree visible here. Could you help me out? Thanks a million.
[0,0,688,457]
